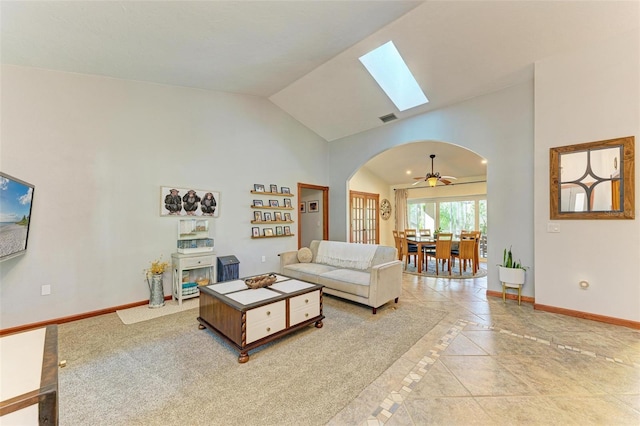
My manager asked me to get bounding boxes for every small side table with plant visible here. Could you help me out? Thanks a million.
[498,247,527,305]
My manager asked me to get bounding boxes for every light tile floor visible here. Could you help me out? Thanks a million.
[328,271,640,425]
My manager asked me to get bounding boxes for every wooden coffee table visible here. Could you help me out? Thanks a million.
[197,274,324,363]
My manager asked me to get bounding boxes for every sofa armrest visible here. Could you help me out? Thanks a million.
[279,251,300,273]
[368,260,403,308]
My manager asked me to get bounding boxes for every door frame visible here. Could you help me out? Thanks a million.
[297,183,329,248]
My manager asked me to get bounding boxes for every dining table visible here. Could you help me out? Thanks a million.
[406,235,479,274]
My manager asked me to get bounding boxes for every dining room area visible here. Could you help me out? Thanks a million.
[393,228,487,279]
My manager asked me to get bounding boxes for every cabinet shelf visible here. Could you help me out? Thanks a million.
[251,220,294,224]
[251,234,295,239]
[251,191,295,197]
[250,205,294,210]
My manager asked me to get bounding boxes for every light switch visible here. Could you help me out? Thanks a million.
[547,223,560,233]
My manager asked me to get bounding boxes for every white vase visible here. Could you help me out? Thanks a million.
[498,266,525,285]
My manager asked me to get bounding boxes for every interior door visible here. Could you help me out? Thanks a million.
[349,191,379,244]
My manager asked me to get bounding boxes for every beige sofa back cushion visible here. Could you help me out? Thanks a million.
[308,240,397,271]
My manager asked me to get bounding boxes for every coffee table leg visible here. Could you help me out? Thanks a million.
[238,352,249,363]
[315,320,323,328]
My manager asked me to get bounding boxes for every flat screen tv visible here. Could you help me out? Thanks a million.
[0,172,35,261]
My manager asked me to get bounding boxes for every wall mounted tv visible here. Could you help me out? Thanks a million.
[0,172,35,261]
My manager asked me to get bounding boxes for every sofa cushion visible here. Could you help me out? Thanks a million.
[318,269,370,298]
[284,262,338,276]
[297,247,313,263]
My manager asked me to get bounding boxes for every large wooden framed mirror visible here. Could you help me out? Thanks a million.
[550,136,634,219]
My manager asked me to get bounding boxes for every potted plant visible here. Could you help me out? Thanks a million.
[498,246,528,304]
[145,257,170,308]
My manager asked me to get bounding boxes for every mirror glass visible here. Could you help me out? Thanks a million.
[550,136,634,220]
[559,147,621,212]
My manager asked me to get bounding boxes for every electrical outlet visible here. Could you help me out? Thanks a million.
[41,285,51,296]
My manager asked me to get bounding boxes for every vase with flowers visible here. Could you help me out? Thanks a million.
[145,257,170,308]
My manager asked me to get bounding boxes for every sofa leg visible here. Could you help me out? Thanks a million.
[372,307,377,314]
[394,297,399,303]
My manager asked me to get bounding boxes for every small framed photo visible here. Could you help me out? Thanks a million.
[253,211,263,222]
[300,202,306,213]
[253,199,263,207]
[283,198,292,208]
[281,187,290,194]
[263,212,272,221]
[269,200,279,208]
[254,184,265,192]
[264,228,274,237]
[251,227,260,237]
[309,200,319,213]
[284,213,292,221]
[276,226,283,236]
[284,226,291,235]
[269,184,278,193]
[274,212,282,221]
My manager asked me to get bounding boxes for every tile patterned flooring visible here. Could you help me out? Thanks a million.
[328,271,640,425]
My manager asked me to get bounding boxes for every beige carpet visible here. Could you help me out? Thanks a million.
[58,294,446,426]
[116,298,199,324]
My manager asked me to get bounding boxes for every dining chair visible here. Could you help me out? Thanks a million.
[401,232,418,269]
[392,230,403,261]
[451,232,477,275]
[433,233,453,275]
[471,231,482,273]
[418,229,431,237]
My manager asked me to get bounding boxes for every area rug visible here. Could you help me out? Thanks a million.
[57,295,446,426]
[116,298,199,324]
[404,258,487,278]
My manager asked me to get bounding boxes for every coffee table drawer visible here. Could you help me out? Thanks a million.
[289,290,320,326]
[246,300,286,343]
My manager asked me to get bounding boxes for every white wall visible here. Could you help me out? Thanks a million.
[348,166,393,247]
[534,29,640,322]
[0,65,328,329]
[328,82,534,297]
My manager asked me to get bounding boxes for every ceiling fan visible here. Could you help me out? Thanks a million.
[412,154,457,186]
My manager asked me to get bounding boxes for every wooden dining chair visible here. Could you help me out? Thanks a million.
[419,229,431,237]
[451,232,477,275]
[392,230,403,261]
[433,233,453,275]
[401,232,418,269]
[471,231,482,274]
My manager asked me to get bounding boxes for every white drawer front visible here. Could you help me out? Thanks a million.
[181,255,215,268]
[289,290,320,326]
[246,301,286,343]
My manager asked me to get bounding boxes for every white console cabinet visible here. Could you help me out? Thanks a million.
[171,252,217,305]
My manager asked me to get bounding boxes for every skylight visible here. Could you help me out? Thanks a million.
[359,41,428,111]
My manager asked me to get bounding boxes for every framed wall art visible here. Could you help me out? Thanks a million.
[161,187,219,217]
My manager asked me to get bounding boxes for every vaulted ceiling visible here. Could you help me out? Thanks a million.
[2,1,637,183]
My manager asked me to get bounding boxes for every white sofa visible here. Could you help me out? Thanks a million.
[279,240,402,314]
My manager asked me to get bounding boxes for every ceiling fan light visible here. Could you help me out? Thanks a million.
[427,177,438,187]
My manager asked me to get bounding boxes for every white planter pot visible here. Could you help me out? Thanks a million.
[498,266,525,285]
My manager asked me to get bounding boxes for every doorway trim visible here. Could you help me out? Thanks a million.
[297,183,329,248]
